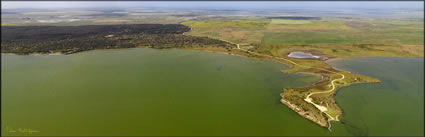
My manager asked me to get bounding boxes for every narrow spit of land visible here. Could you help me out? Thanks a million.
[200,33,379,130]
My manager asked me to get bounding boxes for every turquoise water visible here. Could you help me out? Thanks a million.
[1,49,423,136]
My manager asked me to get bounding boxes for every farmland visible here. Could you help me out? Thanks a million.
[182,17,424,57]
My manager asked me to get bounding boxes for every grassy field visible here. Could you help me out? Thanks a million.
[270,19,313,24]
[181,20,269,45]
[182,17,424,57]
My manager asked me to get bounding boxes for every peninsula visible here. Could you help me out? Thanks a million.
[180,18,422,129]
[188,30,381,129]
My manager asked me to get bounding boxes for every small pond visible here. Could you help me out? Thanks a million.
[287,51,320,59]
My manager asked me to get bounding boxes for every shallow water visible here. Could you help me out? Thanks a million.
[328,57,424,136]
[1,49,423,136]
[1,48,325,136]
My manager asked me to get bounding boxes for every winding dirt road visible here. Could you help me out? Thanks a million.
[228,39,345,131]
[183,28,345,130]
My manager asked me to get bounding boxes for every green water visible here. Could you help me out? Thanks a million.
[328,57,424,136]
[1,48,423,136]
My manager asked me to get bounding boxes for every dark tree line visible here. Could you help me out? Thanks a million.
[1,24,235,55]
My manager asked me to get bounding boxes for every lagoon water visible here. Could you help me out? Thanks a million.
[2,48,423,136]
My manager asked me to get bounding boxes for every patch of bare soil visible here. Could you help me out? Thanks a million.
[400,45,424,56]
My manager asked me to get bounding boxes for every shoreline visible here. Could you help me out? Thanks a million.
[280,97,328,127]
[0,35,394,130]
[3,50,422,59]
[0,43,385,129]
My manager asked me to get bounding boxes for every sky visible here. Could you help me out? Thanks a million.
[2,1,424,10]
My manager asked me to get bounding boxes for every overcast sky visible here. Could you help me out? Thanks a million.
[2,1,424,10]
